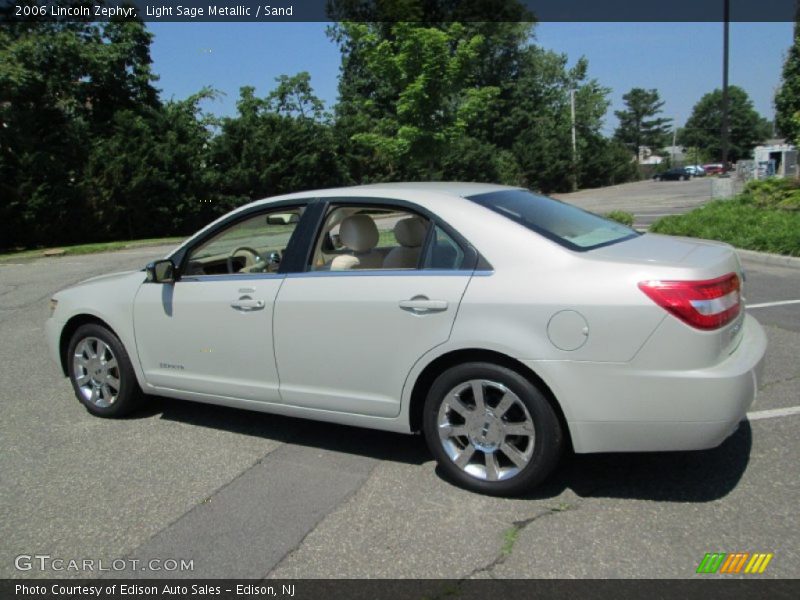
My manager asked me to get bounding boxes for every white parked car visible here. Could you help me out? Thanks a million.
[684,165,706,177]
[46,183,766,495]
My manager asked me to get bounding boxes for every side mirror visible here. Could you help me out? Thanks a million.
[145,259,176,284]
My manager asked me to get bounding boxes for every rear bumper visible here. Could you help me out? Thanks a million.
[526,314,767,453]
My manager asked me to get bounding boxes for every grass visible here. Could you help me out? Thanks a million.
[603,210,635,227]
[501,525,521,557]
[650,195,800,256]
[0,236,186,262]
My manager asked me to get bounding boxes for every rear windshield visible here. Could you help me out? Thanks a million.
[467,189,639,251]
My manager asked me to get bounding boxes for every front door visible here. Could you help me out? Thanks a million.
[133,206,305,402]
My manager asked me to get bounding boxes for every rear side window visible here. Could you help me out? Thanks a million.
[422,226,465,270]
[468,189,638,251]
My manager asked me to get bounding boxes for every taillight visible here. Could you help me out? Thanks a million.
[638,272,741,330]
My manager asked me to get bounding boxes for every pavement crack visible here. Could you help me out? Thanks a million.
[758,373,799,391]
[463,502,577,581]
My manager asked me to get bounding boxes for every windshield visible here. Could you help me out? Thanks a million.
[467,189,639,251]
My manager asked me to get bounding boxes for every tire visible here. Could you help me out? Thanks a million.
[67,323,144,417]
[423,362,564,496]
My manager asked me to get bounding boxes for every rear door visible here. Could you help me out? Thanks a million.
[272,200,476,418]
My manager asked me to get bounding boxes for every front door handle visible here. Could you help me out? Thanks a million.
[399,296,448,314]
[231,296,265,312]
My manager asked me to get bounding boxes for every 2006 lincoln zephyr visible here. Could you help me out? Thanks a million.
[46,183,766,495]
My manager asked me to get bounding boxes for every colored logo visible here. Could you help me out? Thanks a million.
[696,552,773,574]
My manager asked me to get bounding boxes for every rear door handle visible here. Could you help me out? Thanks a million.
[231,296,265,312]
[399,297,448,314]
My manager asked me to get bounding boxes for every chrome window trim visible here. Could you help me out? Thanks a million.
[285,269,493,279]
[179,273,286,283]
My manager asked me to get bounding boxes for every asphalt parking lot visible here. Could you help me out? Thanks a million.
[1,195,798,580]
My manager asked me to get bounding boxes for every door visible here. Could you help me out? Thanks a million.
[273,202,474,418]
[133,205,305,402]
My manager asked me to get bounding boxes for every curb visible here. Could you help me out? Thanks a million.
[735,248,800,269]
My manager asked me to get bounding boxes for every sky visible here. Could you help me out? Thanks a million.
[148,21,794,136]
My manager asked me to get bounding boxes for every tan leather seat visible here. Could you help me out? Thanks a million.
[330,215,384,270]
[383,217,427,269]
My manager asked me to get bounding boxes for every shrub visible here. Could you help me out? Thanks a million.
[743,177,800,211]
[651,196,800,256]
[604,210,635,226]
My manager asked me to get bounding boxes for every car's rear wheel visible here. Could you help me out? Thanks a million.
[67,324,143,417]
[423,362,563,496]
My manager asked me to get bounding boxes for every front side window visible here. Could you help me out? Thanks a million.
[468,189,638,251]
[184,207,303,276]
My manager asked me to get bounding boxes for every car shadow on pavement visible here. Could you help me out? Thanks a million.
[146,395,431,466]
[523,421,753,502]
[143,396,752,501]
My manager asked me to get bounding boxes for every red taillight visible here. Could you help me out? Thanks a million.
[638,272,741,330]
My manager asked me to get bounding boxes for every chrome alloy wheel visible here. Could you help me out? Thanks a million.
[72,337,121,408]
[437,379,535,482]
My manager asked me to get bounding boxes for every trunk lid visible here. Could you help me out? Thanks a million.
[589,233,747,359]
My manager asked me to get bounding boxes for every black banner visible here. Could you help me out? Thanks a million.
[1,0,799,23]
[2,579,800,600]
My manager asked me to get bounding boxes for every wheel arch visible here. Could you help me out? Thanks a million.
[407,348,573,450]
[58,314,117,376]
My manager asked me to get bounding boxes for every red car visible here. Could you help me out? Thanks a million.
[702,163,726,175]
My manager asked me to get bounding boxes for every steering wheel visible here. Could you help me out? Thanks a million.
[227,246,262,274]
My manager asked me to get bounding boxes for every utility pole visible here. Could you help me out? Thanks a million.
[721,0,730,171]
[570,89,577,191]
[672,118,678,166]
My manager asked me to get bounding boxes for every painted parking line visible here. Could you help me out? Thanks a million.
[746,406,800,421]
[747,300,800,309]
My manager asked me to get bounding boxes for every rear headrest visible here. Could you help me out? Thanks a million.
[394,217,427,248]
[339,214,379,252]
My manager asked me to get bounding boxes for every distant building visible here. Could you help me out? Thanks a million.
[752,141,797,179]
[663,145,687,164]
[637,146,665,165]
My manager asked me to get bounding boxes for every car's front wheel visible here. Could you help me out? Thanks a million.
[423,362,563,496]
[67,323,144,417]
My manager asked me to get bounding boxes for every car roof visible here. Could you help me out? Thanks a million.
[272,181,517,201]
[233,182,522,214]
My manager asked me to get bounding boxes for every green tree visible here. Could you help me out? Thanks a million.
[267,72,327,120]
[613,88,672,157]
[209,83,347,204]
[0,12,160,247]
[775,13,800,144]
[330,21,504,179]
[679,86,771,163]
[82,90,218,241]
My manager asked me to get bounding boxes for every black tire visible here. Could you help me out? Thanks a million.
[423,362,563,496]
[66,323,144,417]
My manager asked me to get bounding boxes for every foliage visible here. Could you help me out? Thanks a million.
[0,13,161,246]
[1,3,641,249]
[208,85,348,205]
[603,210,635,226]
[613,88,672,156]
[742,177,800,211]
[775,13,800,145]
[650,195,800,256]
[678,86,772,163]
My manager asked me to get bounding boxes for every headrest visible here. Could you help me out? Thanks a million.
[339,214,379,252]
[394,217,427,248]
